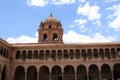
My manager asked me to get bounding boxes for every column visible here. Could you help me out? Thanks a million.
[25,72,27,80]
[62,72,64,80]
[37,72,39,80]
[111,69,114,80]
[99,69,101,80]
[75,68,77,80]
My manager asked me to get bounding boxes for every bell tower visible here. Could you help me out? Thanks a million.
[38,14,63,44]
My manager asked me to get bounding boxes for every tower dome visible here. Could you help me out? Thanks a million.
[44,14,59,23]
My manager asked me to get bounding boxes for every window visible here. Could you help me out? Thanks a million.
[53,33,58,41]
[16,50,21,59]
[43,34,48,41]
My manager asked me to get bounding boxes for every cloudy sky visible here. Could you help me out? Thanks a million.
[0,0,120,43]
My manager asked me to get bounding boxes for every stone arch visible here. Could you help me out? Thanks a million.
[27,66,37,80]
[111,48,116,58]
[16,50,21,59]
[105,48,110,59]
[89,64,100,80]
[113,63,120,80]
[101,64,112,80]
[87,49,92,59]
[81,49,87,60]
[39,50,44,60]
[45,50,50,59]
[39,66,50,80]
[28,50,32,59]
[57,50,62,60]
[75,49,80,59]
[69,49,74,59]
[99,48,104,59]
[51,50,56,60]
[93,49,99,58]
[63,50,68,59]
[14,66,25,80]
[22,50,26,60]
[34,50,38,59]
[77,64,87,80]
[64,65,75,80]
[1,65,7,80]
[51,65,62,80]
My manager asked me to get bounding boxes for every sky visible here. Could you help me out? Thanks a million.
[0,0,120,43]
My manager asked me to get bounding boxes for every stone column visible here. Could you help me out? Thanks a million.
[37,72,39,80]
[75,68,77,80]
[25,72,27,80]
[99,69,101,80]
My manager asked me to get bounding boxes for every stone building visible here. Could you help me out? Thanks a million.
[0,14,120,80]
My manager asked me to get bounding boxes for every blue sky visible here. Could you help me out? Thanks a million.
[0,0,120,43]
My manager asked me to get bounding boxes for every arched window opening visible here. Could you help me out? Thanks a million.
[63,50,68,59]
[64,65,75,80]
[113,63,120,80]
[0,47,3,56]
[1,66,7,80]
[99,49,104,59]
[75,49,80,59]
[22,50,26,61]
[34,50,38,59]
[49,25,51,29]
[57,50,62,60]
[87,49,92,60]
[39,66,50,80]
[111,48,116,58]
[3,48,6,58]
[45,50,50,59]
[51,65,62,80]
[82,49,87,60]
[16,50,21,59]
[89,64,100,80]
[27,66,37,80]
[43,34,48,41]
[77,65,87,80]
[53,33,58,41]
[93,49,99,58]
[51,50,56,60]
[14,66,25,80]
[28,50,32,59]
[105,48,110,59]
[69,49,74,59]
[39,50,44,60]
[101,64,112,80]
[117,48,120,57]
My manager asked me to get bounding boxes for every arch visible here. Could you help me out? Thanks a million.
[0,47,3,56]
[105,48,110,59]
[28,50,32,59]
[111,48,116,58]
[89,64,100,80]
[1,65,7,80]
[81,49,87,60]
[39,50,44,60]
[69,49,74,59]
[27,66,37,80]
[77,65,87,80]
[16,50,21,59]
[87,49,92,60]
[14,66,25,80]
[101,64,112,80]
[113,63,120,80]
[93,49,98,58]
[117,48,120,57]
[64,65,75,80]
[51,65,62,80]
[45,50,50,59]
[51,50,56,60]
[57,50,62,60]
[99,49,104,59]
[63,50,68,59]
[43,33,48,41]
[53,33,58,41]
[22,50,26,60]
[34,50,38,59]
[75,49,80,59]
[39,66,50,80]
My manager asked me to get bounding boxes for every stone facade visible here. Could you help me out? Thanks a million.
[0,14,120,80]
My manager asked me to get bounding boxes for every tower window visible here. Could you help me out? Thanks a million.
[49,25,51,29]
[43,34,48,41]
[53,33,58,41]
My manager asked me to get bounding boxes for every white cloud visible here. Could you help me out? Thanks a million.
[78,0,86,2]
[26,0,48,7]
[77,2,101,20]
[51,0,75,5]
[63,30,115,43]
[107,4,120,31]
[74,18,87,25]
[7,32,38,43]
